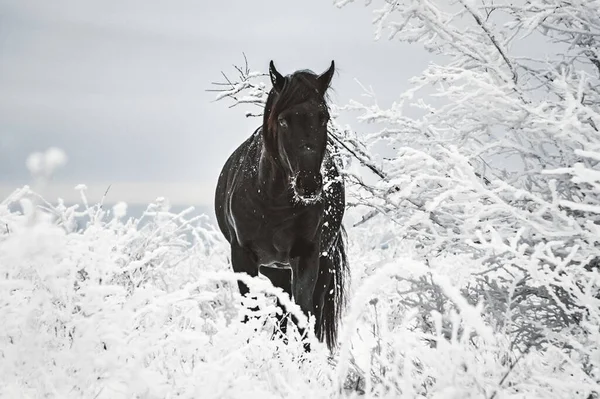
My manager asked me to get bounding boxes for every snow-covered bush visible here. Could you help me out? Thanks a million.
[1,182,346,398]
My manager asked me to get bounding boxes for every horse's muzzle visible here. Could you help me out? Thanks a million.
[295,184,323,198]
[293,172,323,202]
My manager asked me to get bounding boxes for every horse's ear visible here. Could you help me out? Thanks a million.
[317,60,335,95]
[269,60,285,92]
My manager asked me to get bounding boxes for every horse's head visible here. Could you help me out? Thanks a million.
[263,60,335,203]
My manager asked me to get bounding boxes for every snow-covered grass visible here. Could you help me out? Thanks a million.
[2,181,598,398]
[0,185,332,398]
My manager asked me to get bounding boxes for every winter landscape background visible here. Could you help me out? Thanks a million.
[2,0,600,398]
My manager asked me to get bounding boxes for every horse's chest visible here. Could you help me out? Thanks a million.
[236,221,291,266]
[241,216,295,247]
[230,201,319,266]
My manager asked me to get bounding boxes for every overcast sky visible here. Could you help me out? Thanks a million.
[0,0,434,206]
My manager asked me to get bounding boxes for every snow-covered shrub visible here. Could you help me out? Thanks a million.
[332,2,600,392]
[0,183,336,398]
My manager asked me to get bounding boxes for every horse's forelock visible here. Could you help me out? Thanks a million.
[264,72,326,140]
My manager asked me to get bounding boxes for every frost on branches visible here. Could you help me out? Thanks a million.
[211,0,600,397]
[2,0,600,398]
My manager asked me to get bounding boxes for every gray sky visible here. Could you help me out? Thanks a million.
[0,0,433,206]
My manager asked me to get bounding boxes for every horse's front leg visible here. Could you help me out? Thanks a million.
[260,267,292,337]
[291,248,320,350]
[230,243,259,322]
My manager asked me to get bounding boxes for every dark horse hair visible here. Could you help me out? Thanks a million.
[215,60,349,350]
[318,227,349,348]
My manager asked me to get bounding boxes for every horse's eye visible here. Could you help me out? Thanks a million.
[278,117,288,128]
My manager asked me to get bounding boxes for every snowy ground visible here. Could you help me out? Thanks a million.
[1,181,596,399]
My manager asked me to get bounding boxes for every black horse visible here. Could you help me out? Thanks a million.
[214,60,348,351]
